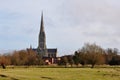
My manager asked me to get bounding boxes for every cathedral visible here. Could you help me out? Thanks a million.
[32,13,58,64]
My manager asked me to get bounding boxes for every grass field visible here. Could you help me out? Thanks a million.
[0,67,120,80]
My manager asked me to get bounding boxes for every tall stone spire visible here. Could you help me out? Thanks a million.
[37,12,48,57]
[40,12,44,33]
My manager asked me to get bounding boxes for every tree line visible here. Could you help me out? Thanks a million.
[0,49,44,68]
[0,43,120,68]
[59,43,120,68]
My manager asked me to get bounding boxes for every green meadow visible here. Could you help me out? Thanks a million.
[0,67,120,80]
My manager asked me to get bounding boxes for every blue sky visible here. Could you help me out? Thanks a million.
[0,0,120,56]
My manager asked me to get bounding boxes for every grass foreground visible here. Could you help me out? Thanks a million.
[0,67,120,80]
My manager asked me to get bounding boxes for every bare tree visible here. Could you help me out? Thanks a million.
[60,56,68,68]
[73,51,81,67]
[105,48,118,64]
[79,43,105,68]
[67,55,74,67]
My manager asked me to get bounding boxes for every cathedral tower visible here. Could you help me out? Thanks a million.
[37,13,48,57]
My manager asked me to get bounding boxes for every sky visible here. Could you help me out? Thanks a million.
[0,0,120,56]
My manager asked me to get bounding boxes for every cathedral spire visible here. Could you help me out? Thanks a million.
[38,12,46,49]
[37,12,48,57]
[40,12,44,32]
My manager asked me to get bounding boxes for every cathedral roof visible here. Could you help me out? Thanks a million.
[47,48,57,53]
[32,48,57,53]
